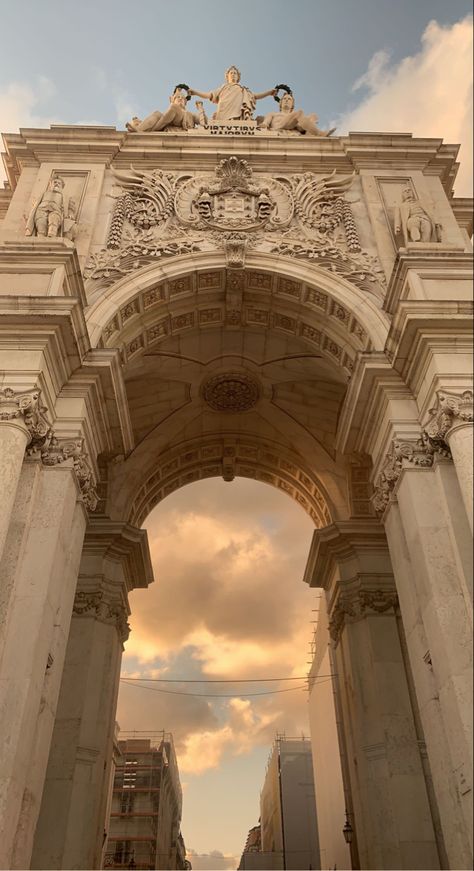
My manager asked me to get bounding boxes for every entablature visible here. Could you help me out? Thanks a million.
[1,127,462,192]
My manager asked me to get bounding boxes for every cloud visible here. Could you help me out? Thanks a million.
[337,15,473,195]
[0,77,58,135]
[116,479,316,775]
[186,849,238,870]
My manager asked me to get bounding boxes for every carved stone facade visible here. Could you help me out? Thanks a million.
[0,97,472,871]
[85,158,383,292]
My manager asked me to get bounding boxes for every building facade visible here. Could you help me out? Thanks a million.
[103,735,184,871]
[0,77,472,870]
[260,737,320,870]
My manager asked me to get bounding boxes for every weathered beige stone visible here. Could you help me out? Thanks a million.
[0,115,471,870]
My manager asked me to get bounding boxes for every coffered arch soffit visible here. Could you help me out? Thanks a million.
[87,252,390,364]
[121,432,335,530]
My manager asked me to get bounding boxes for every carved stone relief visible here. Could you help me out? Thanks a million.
[85,159,385,297]
[372,432,451,516]
[0,387,98,511]
[329,587,399,644]
[73,590,130,642]
[201,373,261,412]
[25,174,81,240]
[424,389,473,449]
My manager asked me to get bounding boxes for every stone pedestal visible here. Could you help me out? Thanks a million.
[31,520,153,871]
[384,461,473,869]
[305,520,440,871]
[0,461,86,871]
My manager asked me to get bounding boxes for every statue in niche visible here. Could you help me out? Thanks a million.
[25,176,66,237]
[394,186,441,243]
[126,89,208,132]
[188,66,276,121]
[259,91,336,136]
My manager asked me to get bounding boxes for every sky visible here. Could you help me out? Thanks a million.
[1,3,472,868]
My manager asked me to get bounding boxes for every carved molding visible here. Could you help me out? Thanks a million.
[39,434,99,511]
[0,387,98,511]
[424,389,474,450]
[73,590,130,642]
[329,587,399,643]
[0,386,51,450]
[372,434,446,516]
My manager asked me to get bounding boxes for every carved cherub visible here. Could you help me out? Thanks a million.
[259,92,336,136]
[126,90,207,133]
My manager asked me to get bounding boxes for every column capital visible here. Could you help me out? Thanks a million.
[329,579,399,644]
[72,583,130,643]
[372,432,451,517]
[38,434,99,511]
[0,385,50,446]
[425,389,473,448]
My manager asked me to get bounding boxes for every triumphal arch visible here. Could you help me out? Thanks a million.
[0,71,472,870]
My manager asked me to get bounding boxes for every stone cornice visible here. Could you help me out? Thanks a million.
[81,518,154,592]
[0,239,86,307]
[385,299,474,399]
[2,128,461,192]
[336,352,415,455]
[384,249,472,316]
[303,519,391,587]
[2,126,124,188]
[451,197,474,237]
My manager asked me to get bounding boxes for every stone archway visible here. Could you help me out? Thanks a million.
[32,254,443,871]
[0,124,471,871]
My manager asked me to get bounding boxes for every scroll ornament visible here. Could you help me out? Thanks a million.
[372,432,451,516]
[0,387,98,511]
[424,390,473,451]
[73,590,130,641]
[329,588,399,643]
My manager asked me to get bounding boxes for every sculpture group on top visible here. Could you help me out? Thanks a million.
[126,67,335,137]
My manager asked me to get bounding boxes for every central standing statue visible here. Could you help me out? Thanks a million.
[189,66,276,121]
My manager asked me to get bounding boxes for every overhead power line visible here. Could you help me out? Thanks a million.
[119,677,333,698]
[119,674,335,683]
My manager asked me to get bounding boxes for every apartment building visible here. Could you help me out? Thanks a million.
[104,734,185,870]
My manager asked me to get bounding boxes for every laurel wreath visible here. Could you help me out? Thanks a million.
[273,84,293,103]
[173,83,192,101]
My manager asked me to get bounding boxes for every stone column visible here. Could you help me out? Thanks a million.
[0,460,87,871]
[375,448,473,870]
[305,520,440,871]
[425,389,473,532]
[31,520,153,871]
[0,387,50,563]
